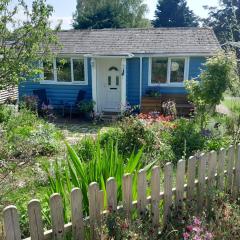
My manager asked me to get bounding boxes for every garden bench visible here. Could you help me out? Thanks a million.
[141,94,193,116]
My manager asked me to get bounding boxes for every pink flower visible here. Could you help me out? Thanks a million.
[183,232,190,239]
[205,232,213,240]
[193,217,202,226]
[193,226,202,234]
[193,236,202,240]
[186,225,193,232]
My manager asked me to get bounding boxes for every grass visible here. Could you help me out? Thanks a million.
[222,97,240,113]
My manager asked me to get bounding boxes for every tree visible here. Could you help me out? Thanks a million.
[0,0,58,89]
[152,0,199,27]
[73,0,150,29]
[204,0,240,45]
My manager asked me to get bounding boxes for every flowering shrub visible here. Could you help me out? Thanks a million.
[183,217,213,240]
[137,112,173,124]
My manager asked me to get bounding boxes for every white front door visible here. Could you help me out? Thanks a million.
[97,59,122,112]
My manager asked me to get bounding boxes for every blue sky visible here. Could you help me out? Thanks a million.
[14,0,219,29]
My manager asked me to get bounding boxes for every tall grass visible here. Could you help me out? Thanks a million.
[45,140,156,220]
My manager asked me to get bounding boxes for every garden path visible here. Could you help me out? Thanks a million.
[55,121,112,144]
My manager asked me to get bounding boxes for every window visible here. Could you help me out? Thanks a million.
[151,58,168,84]
[41,57,87,84]
[56,58,71,82]
[170,58,185,83]
[150,57,188,86]
[43,61,54,80]
[73,59,85,82]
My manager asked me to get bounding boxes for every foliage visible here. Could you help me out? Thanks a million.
[77,100,95,113]
[0,104,15,123]
[102,209,159,239]
[73,0,150,29]
[21,96,38,112]
[117,117,156,155]
[186,52,239,128]
[203,0,240,45]
[45,141,156,217]
[152,0,199,27]
[0,107,62,160]
[74,136,96,162]
[169,118,205,161]
[0,0,58,89]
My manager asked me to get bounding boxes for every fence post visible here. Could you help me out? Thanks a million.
[218,148,226,190]
[28,200,44,240]
[176,159,186,208]
[208,151,217,188]
[137,169,147,215]
[71,188,84,240]
[3,206,21,240]
[187,156,197,201]
[106,177,117,212]
[227,145,235,193]
[197,153,207,212]
[50,194,65,240]
[99,190,104,213]
[151,166,160,228]
[233,144,240,198]
[163,162,173,225]
[89,182,100,240]
[122,174,132,218]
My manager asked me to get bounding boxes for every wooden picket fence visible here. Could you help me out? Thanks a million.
[3,144,240,240]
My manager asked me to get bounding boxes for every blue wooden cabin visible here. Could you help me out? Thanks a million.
[19,28,220,114]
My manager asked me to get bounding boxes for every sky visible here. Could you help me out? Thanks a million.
[13,0,220,29]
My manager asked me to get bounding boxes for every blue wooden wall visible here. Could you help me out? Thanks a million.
[19,56,206,108]
[126,58,140,105]
[19,58,92,107]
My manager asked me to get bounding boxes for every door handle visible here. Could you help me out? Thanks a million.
[110,88,117,90]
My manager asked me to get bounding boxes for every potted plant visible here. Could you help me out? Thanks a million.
[77,100,95,121]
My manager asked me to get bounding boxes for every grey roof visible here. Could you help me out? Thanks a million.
[54,28,221,56]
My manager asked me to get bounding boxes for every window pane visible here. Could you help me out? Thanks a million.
[43,61,54,80]
[170,58,185,83]
[151,58,168,84]
[116,76,119,86]
[108,76,111,86]
[73,59,85,82]
[56,58,71,82]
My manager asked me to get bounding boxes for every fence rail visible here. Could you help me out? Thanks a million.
[3,144,240,240]
[0,87,18,104]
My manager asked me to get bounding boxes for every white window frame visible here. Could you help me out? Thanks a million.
[148,56,189,87]
[40,56,88,85]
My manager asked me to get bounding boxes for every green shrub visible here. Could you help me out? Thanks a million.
[170,118,205,161]
[0,104,14,123]
[117,117,156,155]
[74,136,96,161]
[1,108,63,160]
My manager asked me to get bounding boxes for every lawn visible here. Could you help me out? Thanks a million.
[222,96,240,113]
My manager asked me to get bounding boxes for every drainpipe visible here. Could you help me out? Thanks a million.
[139,57,143,106]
